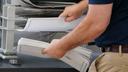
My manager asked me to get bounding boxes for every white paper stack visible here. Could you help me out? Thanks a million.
[17,38,50,58]
[17,38,92,72]
[23,16,85,32]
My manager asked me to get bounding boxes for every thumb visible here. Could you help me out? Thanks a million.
[41,48,46,54]
[59,11,68,18]
[51,39,60,43]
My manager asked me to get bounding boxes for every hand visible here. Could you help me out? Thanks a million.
[42,39,67,59]
[59,4,84,22]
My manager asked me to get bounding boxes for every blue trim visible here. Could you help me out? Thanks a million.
[89,0,113,4]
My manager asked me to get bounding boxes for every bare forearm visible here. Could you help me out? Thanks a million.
[58,18,106,51]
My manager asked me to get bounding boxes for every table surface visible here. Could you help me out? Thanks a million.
[0,54,78,72]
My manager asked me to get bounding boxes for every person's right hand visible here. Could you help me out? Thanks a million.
[59,4,84,22]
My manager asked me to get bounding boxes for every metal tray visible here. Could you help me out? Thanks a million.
[16,7,63,17]
[21,0,75,8]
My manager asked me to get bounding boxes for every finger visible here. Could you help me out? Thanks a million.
[51,39,59,43]
[59,12,68,18]
[41,48,46,54]
[59,12,69,22]
[65,16,76,22]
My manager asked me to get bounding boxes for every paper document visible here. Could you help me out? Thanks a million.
[23,16,85,32]
[17,38,92,72]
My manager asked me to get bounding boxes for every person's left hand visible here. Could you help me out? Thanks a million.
[42,39,67,59]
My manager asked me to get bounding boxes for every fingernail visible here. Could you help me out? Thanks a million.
[41,49,46,54]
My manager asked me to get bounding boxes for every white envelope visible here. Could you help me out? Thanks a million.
[23,16,85,32]
[17,38,92,72]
